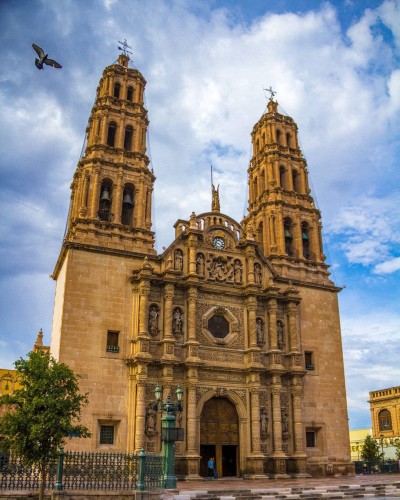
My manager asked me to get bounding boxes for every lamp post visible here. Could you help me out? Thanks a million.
[153,384,183,489]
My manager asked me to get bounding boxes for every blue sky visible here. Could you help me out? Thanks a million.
[0,0,399,430]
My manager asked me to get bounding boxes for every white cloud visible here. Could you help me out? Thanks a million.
[373,256,400,274]
[327,193,400,267]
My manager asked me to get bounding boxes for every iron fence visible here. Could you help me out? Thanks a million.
[0,449,163,492]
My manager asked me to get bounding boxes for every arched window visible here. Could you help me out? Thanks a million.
[121,184,134,225]
[260,170,265,193]
[292,170,300,193]
[113,82,121,98]
[253,177,258,199]
[257,222,264,253]
[279,166,286,189]
[301,221,310,259]
[127,86,133,101]
[284,218,293,256]
[276,129,282,145]
[124,125,133,151]
[277,320,285,350]
[98,179,113,222]
[378,409,392,431]
[286,132,292,148]
[107,122,117,147]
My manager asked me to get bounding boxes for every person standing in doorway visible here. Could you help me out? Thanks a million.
[207,457,215,479]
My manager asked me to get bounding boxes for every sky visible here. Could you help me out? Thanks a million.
[0,0,399,431]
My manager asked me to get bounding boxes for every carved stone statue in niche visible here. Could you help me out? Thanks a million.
[254,263,262,284]
[233,259,243,284]
[256,318,264,346]
[173,308,183,337]
[260,408,268,437]
[174,249,183,271]
[277,320,285,350]
[145,406,157,436]
[281,408,289,437]
[196,253,205,275]
[148,305,159,336]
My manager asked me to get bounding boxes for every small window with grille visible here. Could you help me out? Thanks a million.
[106,331,119,353]
[100,425,114,445]
[305,351,315,370]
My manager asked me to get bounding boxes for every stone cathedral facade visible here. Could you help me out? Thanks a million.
[50,53,353,478]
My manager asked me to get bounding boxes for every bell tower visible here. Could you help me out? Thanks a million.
[64,53,155,256]
[243,98,329,283]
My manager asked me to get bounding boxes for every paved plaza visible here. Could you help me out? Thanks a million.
[165,474,400,499]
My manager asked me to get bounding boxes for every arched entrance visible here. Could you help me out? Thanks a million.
[200,397,239,477]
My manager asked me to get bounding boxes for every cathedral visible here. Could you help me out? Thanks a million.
[50,53,353,478]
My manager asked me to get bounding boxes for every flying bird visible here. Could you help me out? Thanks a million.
[32,43,62,70]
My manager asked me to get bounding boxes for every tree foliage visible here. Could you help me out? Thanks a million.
[360,434,382,463]
[0,350,90,498]
[394,440,400,461]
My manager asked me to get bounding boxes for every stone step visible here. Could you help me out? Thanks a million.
[163,483,400,500]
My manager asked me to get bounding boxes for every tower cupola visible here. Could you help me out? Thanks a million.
[60,52,156,263]
[243,98,328,283]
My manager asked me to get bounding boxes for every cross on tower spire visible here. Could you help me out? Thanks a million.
[264,86,277,101]
[118,39,133,57]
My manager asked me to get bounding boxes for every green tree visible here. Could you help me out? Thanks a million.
[394,438,400,461]
[0,350,90,500]
[360,434,382,465]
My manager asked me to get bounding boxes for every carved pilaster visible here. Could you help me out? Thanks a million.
[163,283,174,339]
[246,296,258,348]
[134,382,147,452]
[267,298,278,350]
[287,302,298,353]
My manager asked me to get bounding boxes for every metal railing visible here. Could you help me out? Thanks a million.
[0,449,163,492]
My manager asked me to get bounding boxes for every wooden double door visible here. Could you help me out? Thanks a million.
[200,397,239,477]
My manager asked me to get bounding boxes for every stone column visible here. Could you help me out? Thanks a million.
[139,281,150,337]
[269,212,277,252]
[186,383,198,455]
[145,188,152,230]
[246,247,255,284]
[246,296,258,348]
[114,171,123,224]
[187,287,198,342]
[292,384,305,456]
[186,287,200,363]
[267,299,278,350]
[134,381,147,452]
[136,179,145,229]
[294,213,302,257]
[163,283,174,339]
[118,117,126,149]
[287,302,298,353]
[291,381,308,476]
[79,173,90,217]
[89,168,101,218]
[250,390,262,453]
[271,386,284,455]
[188,237,197,275]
